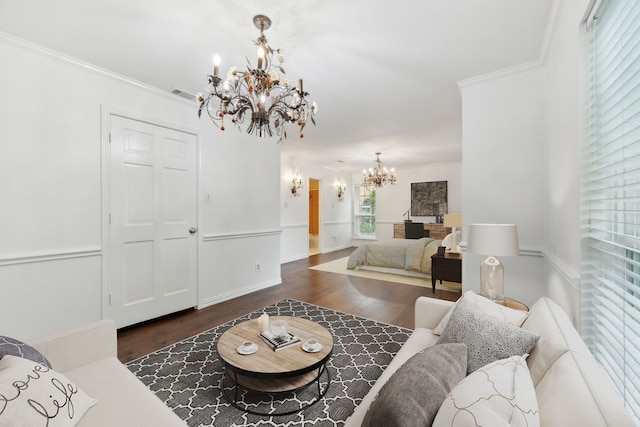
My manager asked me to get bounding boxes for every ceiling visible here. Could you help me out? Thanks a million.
[0,0,553,171]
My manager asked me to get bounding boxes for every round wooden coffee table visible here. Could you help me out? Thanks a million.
[217,316,333,415]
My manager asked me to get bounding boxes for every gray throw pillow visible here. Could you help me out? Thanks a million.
[0,336,52,368]
[362,343,467,427]
[437,296,539,373]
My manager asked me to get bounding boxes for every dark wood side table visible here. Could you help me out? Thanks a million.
[431,253,462,293]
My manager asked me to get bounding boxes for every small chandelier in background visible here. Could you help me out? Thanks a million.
[291,172,303,196]
[197,15,317,142]
[363,152,397,187]
[336,180,346,200]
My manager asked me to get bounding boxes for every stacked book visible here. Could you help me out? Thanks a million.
[259,330,301,351]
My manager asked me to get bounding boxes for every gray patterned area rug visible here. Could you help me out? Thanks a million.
[127,299,411,426]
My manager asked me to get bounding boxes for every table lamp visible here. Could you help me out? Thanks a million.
[443,214,462,253]
[466,223,519,303]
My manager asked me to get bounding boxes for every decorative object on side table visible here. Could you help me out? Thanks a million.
[443,213,462,253]
[467,223,520,304]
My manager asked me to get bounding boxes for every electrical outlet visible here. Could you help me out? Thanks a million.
[255,262,262,272]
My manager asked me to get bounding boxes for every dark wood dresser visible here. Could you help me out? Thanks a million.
[393,223,450,240]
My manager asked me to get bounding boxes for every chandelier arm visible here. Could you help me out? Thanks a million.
[202,102,222,129]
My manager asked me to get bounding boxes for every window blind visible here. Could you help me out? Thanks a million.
[582,0,640,423]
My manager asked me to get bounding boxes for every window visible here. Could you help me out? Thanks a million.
[354,184,376,238]
[582,0,640,422]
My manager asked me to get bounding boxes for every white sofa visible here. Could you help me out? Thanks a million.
[345,295,634,427]
[27,319,186,427]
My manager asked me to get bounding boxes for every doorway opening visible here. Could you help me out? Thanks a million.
[309,178,320,255]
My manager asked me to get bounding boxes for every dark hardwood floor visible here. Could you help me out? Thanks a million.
[117,247,461,363]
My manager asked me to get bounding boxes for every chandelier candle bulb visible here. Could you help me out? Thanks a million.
[213,55,220,77]
[257,46,265,70]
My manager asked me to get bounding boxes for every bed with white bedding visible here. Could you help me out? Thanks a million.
[347,237,442,277]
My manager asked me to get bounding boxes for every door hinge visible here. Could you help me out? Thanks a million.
[108,132,112,143]
[108,213,111,224]
[109,293,112,305]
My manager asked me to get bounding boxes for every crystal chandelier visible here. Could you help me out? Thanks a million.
[197,15,317,142]
[363,152,397,187]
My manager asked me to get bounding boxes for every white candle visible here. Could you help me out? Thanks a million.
[258,312,269,332]
[213,55,220,77]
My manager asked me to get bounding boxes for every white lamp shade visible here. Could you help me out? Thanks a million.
[443,214,462,228]
[467,224,519,256]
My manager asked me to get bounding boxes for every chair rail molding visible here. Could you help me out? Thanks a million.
[280,223,307,230]
[202,229,281,242]
[323,220,352,226]
[541,249,580,290]
[0,247,102,267]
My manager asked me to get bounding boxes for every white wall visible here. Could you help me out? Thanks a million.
[459,65,546,308]
[458,0,591,323]
[539,0,589,324]
[0,34,282,338]
[280,154,353,263]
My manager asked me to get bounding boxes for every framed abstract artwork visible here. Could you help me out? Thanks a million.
[411,181,448,217]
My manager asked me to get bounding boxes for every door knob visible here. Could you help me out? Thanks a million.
[189,227,197,234]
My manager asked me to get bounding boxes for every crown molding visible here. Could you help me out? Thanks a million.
[0,30,190,105]
[457,0,565,93]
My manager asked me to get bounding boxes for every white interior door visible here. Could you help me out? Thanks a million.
[108,115,197,328]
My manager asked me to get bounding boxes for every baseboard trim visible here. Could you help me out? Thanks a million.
[321,244,353,254]
[281,254,309,264]
[198,278,282,309]
[323,220,352,226]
